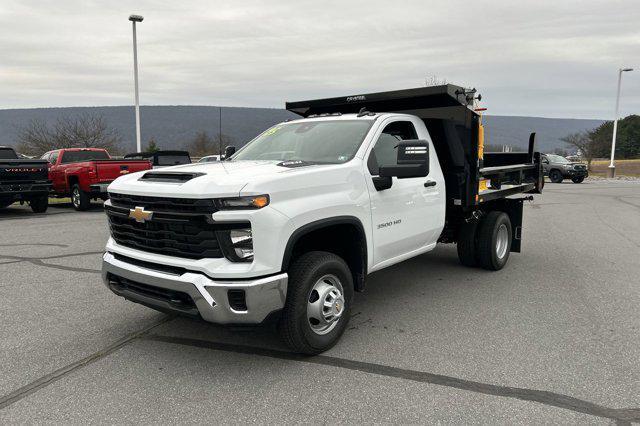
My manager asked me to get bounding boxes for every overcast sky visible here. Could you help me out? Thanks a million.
[1,0,638,118]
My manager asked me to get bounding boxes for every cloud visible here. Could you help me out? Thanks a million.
[0,0,638,118]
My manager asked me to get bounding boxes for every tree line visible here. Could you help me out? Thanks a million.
[562,114,640,168]
[15,112,638,165]
[15,113,236,158]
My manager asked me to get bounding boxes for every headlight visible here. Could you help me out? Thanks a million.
[216,195,269,210]
[217,227,253,262]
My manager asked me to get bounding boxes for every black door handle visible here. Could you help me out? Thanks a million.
[424,180,437,187]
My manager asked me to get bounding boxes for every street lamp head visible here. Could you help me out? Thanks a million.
[621,68,633,72]
[129,14,144,22]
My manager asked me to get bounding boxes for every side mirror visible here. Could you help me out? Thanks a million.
[224,146,236,159]
[379,140,429,179]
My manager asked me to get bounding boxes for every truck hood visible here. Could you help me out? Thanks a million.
[107,160,330,198]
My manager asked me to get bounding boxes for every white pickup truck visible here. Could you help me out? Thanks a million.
[102,85,543,354]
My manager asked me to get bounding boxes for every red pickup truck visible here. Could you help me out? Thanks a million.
[42,148,152,211]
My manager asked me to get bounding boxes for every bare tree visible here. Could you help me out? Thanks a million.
[553,147,569,157]
[185,132,215,157]
[561,131,598,169]
[15,119,53,155]
[185,132,235,157]
[146,138,160,153]
[17,114,122,156]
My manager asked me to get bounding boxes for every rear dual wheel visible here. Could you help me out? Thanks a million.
[457,211,512,271]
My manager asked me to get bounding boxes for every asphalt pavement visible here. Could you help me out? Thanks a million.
[0,180,639,424]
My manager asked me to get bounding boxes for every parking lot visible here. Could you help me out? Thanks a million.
[0,180,639,424]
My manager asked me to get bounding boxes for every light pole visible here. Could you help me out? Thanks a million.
[129,14,144,153]
[608,67,633,178]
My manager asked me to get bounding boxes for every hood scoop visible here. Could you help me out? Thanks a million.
[139,171,204,183]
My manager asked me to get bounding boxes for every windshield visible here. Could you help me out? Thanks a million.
[232,120,373,164]
[546,154,570,164]
[0,148,18,159]
[61,150,110,163]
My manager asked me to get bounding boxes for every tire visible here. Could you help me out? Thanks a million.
[278,251,354,355]
[477,211,512,271]
[549,170,563,183]
[0,197,14,209]
[571,177,584,184]
[30,194,48,213]
[71,184,90,211]
[457,220,479,267]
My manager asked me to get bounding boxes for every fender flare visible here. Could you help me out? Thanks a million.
[281,216,368,288]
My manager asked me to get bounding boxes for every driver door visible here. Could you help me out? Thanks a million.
[365,118,445,269]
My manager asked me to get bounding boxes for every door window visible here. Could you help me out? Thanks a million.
[49,152,59,165]
[367,121,418,175]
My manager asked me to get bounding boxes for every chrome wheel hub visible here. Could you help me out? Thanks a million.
[307,274,345,335]
[72,189,80,206]
[496,223,509,259]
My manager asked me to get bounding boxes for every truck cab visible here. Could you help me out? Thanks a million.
[102,85,542,354]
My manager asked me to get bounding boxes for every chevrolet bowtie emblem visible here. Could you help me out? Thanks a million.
[129,206,153,223]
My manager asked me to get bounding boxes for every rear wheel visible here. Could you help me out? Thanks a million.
[71,184,90,211]
[549,170,563,183]
[457,220,479,267]
[477,211,512,271]
[571,176,584,183]
[278,251,353,355]
[29,194,48,213]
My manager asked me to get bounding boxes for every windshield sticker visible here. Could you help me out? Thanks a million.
[263,126,282,136]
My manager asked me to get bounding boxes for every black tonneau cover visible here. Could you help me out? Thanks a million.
[286,84,542,210]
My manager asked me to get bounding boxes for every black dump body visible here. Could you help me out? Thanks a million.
[286,85,543,250]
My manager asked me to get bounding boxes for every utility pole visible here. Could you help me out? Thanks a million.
[219,107,222,155]
[608,67,633,178]
[129,14,144,152]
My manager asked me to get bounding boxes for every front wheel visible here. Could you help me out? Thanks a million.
[71,184,90,211]
[278,251,353,355]
[0,197,14,209]
[30,194,48,213]
[572,176,585,183]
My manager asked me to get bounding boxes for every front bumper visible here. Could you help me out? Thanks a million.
[102,252,288,324]
[563,168,588,178]
[89,182,112,195]
[0,181,51,197]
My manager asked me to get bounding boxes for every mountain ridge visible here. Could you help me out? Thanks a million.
[0,105,604,154]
